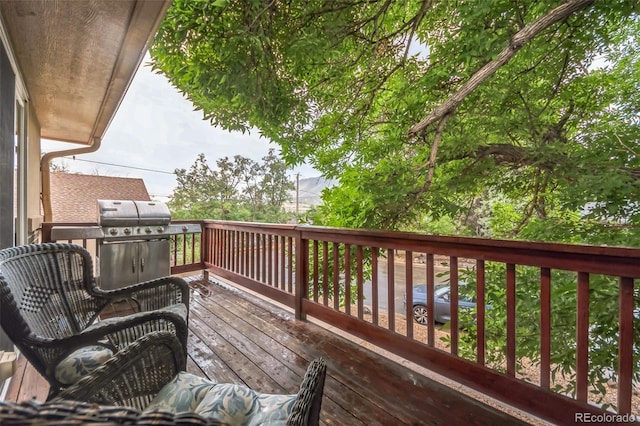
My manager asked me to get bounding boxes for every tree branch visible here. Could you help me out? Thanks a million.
[412,114,451,202]
[407,0,595,137]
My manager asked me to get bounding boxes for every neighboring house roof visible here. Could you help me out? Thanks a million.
[50,173,150,222]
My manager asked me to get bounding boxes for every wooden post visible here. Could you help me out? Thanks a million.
[294,227,308,320]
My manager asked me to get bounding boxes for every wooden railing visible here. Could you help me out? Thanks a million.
[199,220,639,425]
[44,220,639,424]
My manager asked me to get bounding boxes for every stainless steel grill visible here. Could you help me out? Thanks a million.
[51,199,201,289]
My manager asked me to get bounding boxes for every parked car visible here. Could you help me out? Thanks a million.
[406,283,479,325]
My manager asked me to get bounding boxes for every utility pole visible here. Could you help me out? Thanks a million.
[296,173,300,218]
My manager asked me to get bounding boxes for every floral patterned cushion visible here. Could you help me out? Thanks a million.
[144,371,217,413]
[144,372,296,425]
[195,383,296,426]
[54,345,113,385]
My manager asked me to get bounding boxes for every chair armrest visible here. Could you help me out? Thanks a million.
[287,358,327,426]
[54,331,186,410]
[82,308,189,354]
[91,276,190,312]
[26,309,188,367]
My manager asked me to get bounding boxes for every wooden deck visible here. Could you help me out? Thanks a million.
[5,277,537,425]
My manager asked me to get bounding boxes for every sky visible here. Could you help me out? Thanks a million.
[42,54,317,199]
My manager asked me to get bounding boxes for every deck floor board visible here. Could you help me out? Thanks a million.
[4,278,532,425]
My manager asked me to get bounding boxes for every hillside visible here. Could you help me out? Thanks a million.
[285,176,335,213]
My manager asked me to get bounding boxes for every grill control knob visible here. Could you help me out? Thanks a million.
[123,228,131,235]
[109,228,118,236]
[157,226,165,233]
[145,227,152,233]
[182,225,189,232]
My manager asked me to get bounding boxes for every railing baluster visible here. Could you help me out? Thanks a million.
[506,263,516,377]
[261,234,267,283]
[250,232,255,280]
[322,241,329,306]
[274,235,279,289]
[406,250,413,340]
[231,231,236,272]
[450,256,459,355]
[239,231,245,275]
[218,230,222,268]
[280,236,286,290]
[224,230,233,270]
[191,233,196,265]
[294,231,307,320]
[287,237,293,293]
[618,276,634,413]
[256,233,262,281]
[540,268,551,390]
[372,247,379,326]
[224,229,229,268]
[230,230,236,270]
[476,259,486,366]
[175,233,180,266]
[344,244,351,316]
[234,230,239,272]
[333,242,340,311]
[357,245,364,320]
[388,248,395,332]
[247,231,252,277]
[267,234,273,286]
[426,253,434,347]
[576,272,590,402]
[313,240,319,302]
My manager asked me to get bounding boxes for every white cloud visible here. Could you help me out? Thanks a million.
[43,54,317,198]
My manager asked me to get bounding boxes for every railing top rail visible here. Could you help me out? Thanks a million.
[296,225,640,255]
[48,220,640,256]
[201,220,640,277]
[202,220,296,231]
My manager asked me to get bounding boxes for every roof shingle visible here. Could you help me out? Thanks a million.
[50,173,151,222]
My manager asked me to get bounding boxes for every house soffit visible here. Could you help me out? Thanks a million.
[0,0,170,145]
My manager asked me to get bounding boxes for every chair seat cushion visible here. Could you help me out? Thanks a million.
[54,345,113,385]
[144,372,296,426]
[144,371,217,413]
[195,383,295,426]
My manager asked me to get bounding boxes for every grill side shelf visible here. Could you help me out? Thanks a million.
[51,226,104,240]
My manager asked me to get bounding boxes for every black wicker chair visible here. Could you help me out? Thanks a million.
[0,243,190,397]
[0,357,327,426]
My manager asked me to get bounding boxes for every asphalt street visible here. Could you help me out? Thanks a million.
[362,256,450,313]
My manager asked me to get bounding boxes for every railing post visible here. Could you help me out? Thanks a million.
[200,220,208,274]
[294,227,308,320]
[41,223,53,243]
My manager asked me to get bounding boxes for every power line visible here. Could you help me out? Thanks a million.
[59,156,175,175]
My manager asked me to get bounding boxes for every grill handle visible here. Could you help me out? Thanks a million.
[141,257,145,272]
[132,257,136,273]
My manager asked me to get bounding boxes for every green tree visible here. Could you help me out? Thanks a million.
[151,0,639,242]
[152,0,640,405]
[170,150,294,222]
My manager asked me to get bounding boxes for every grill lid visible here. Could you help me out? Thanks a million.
[97,199,171,227]
[134,201,171,226]
[97,200,139,226]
